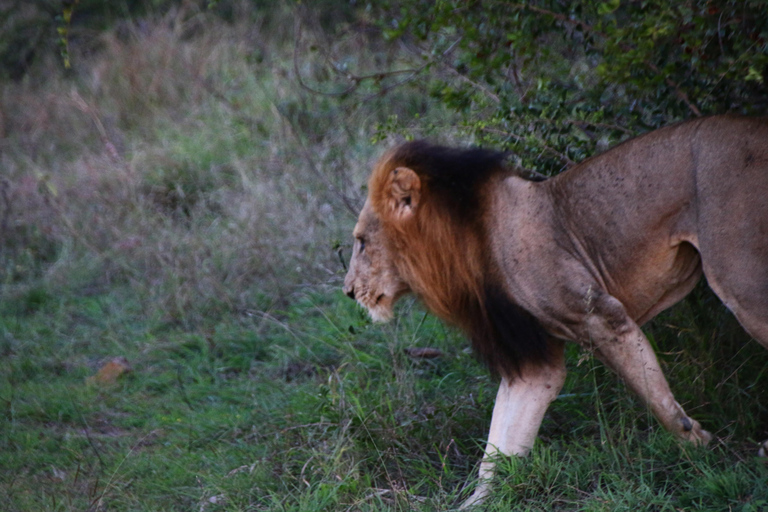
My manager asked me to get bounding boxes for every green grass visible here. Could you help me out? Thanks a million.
[1,2,767,511]
[2,286,767,511]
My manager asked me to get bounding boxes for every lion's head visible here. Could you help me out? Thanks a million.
[343,141,548,375]
[342,198,410,322]
[344,141,484,324]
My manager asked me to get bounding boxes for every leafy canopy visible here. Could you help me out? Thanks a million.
[368,0,768,173]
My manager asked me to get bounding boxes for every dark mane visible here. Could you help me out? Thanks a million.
[385,140,511,221]
[473,285,551,376]
[372,140,551,377]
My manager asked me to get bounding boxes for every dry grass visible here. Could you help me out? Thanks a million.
[0,3,404,322]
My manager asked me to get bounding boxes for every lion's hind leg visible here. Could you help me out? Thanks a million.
[696,243,768,455]
[701,260,768,349]
[695,162,768,350]
[704,281,768,458]
[582,292,712,445]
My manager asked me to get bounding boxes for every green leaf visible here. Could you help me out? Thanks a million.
[746,66,764,83]
[597,0,621,16]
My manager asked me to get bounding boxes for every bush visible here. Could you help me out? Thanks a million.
[353,0,768,173]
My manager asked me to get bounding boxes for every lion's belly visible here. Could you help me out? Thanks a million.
[606,241,703,325]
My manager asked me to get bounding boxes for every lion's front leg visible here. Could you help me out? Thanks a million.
[462,340,566,509]
[585,295,712,446]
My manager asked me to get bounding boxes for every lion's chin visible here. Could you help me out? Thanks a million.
[361,302,395,323]
[360,290,406,323]
[367,305,394,323]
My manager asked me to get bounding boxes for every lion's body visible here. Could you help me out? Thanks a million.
[343,115,768,506]
[493,116,768,341]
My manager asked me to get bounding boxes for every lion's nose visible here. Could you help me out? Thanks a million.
[344,286,355,300]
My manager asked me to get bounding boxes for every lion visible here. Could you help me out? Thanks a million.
[343,115,768,506]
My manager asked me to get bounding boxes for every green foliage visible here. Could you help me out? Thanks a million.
[368,0,768,174]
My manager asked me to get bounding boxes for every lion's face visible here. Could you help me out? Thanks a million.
[343,200,410,322]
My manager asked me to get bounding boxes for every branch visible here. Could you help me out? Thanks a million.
[441,64,501,104]
[293,15,461,101]
[292,17,424,98]
[360,38,463,102]
[0,177,9,237]
[480,127,575,167]
[293,18,358,98]
[277,105,361,216]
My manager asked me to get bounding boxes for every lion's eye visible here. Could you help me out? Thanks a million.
[358,237,366,252]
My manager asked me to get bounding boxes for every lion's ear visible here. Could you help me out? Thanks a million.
[385,167,421,221]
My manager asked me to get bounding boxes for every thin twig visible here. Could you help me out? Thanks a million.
[293,13,461,102]
[480,127,575,166]
[70,90,128,167]
[191,64,361,217]
[699,40,760,107]
[360,38,463,103]
[90,430,160,510]
[293,18,424,98]
[653,65,702,117]
[328,60,421,83]
[534,116,634,135]
[565,119,633,135]
[71,397,106,467]
[441,65,501,104]
[0,177,10,237]
[274,103,360,216]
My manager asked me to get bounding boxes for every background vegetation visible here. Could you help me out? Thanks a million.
[1,1,767,510]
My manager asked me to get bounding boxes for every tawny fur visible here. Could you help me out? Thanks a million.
[367,143,549,375]
[343,115,768,506]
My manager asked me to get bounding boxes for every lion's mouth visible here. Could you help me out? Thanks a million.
[360,293,394,323]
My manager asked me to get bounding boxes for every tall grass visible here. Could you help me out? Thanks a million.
[1,3,767,511]
[0,2,427,323]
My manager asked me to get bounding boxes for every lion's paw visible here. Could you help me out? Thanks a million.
[679,416,712,446]
[460,483,490,510]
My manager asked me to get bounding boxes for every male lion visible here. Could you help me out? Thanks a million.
[343,115,768,506]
